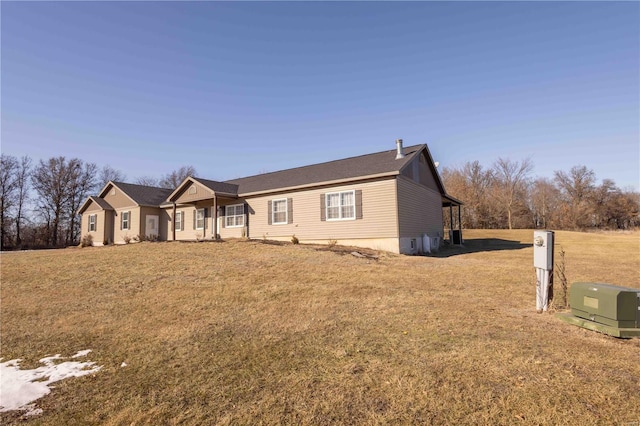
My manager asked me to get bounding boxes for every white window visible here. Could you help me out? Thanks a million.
[121,211,130,230]
[326,191,355,220]
[225,204,245,228]
[195,208,205,230]
[272,199,287,225]
[89,214,97,232]
[175,211,183,231]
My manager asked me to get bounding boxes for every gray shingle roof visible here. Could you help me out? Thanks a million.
[225,144,424,195]
[90,196,114,210]
[111,182,173,206]
[77,195,115,214]
[192,177,239,196]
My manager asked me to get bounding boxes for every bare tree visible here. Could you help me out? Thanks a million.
[31,157,69,246]
[67,160,98,244]
[0,154,19,249]
[134,176,161,187]
[98,165,126,189]
[441,161,497,228]
[553,165,596,229]
[589,180,640,229]
[462,161,497,228]
[492,157,534,229]
[530,177,561,229]
[159,165,197,189]
[15,156,32,246]
[31,157,95,247]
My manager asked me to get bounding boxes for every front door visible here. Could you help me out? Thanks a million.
[146,215,159,239]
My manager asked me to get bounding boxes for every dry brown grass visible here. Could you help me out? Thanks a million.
[1,230,639,425]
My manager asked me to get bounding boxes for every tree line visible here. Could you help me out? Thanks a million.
[441,158,639,231]
[0,154,196,250]
[1,153,638,250]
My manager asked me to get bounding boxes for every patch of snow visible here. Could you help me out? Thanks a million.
[72,350,92,358]
[22,404,43,417]
[120,362,127,368]
[0,350,101,414]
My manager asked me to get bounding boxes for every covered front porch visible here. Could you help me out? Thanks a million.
[165,177,245,241]
[442,194,464,245]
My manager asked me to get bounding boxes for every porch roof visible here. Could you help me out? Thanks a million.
[442,194,464,208]
[165,176,239,204]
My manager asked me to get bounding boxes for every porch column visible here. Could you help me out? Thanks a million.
[172,203,176,241]
[457,205,462,241]
[213,196,218,240]
[449,205,454,242]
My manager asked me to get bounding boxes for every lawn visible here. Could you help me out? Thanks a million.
[1,230,639,425]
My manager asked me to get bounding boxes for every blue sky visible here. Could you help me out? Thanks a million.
[2,2,639,190]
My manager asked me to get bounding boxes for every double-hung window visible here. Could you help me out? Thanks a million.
[175,211,183,231]
[195,208,205,230]
[121,211,130,230]
[225,204,245,228]
[272,199,287,224]
[89,214,97,232]
[326,191,355,220]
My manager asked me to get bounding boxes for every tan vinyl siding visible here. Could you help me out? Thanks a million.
[80,200,110,245]
[397,176,444,238]
[159,210,170,240]
[104,211,114,244]
[81,210,107,245]
[113,207,140,243]
[103,185,137,209]
[218,202,246,239]
[401,153,439,191]
[139,206,168,240]
[168,201,218,241]
[173,181,216,204]
[83,200,103,213]
[246,177,398,241]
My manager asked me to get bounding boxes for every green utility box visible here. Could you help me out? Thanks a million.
[557,282,640,337]
[570,282,640,329]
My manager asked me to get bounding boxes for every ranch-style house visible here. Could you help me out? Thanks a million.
[78,140,462,254]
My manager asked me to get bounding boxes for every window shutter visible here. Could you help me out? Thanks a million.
[127,211,131,230]
[220,207,225,229]
[268,200,272,225]
[193,210,196,230]
[120,212,123,230]
[204,208,208,229]
[287,198,293,224]
[320,194,326,221]
[355,190,363,220]
[88,216,91,232]
[244,204,249,227]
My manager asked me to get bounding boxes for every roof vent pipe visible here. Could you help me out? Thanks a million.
[395,139,405,160]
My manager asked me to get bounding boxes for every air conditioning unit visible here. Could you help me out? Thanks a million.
[557,282,640,338]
